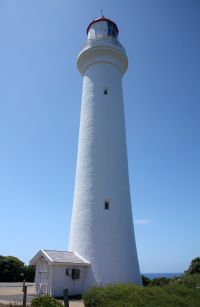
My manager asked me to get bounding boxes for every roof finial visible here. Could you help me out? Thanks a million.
[100,9,104,18]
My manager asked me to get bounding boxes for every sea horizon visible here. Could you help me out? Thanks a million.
[142,272,183,280]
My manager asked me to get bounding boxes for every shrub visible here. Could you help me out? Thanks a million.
[185,257,200,275]
[150,277,171,287]
[83,279,200,307]
[0,255,35,282]
[23,265,35,282]
[176,273,200,288]
[0,255,24,282]
[141,275,150,286]
[31,295,62,307]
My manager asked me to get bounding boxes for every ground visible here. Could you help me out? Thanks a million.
[0,283,84,306]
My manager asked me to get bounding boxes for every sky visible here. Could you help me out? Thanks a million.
[0,0,199,273]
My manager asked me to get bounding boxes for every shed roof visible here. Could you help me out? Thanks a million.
[30,249,90,266]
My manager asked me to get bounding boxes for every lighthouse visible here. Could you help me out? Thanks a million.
[30,16,141,297]
[69,16,141,290]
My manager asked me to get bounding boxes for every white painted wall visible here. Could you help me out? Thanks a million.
[69,22,141,291]
[52,265,85,297]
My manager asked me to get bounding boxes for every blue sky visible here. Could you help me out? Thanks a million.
[0,0,199,273]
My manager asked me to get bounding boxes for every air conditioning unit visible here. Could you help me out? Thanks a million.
[66,269,72,276]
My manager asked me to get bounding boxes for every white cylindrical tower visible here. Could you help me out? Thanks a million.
[69,16,141,289]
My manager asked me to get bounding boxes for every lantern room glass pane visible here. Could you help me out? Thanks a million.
[107,21,117,38]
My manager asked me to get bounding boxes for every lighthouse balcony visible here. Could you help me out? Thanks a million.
[82,35,126,56]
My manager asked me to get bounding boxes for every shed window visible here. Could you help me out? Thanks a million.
[72,269,80,280]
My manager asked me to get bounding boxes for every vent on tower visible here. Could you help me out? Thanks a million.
[103,88,108,95]
[104,200,110,210]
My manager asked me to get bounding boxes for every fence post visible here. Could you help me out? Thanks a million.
[22,280,27,307]
[63,288,69,307]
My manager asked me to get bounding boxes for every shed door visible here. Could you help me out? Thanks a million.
[37,260,48,295]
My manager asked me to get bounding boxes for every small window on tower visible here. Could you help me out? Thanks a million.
[104,200,109,210]
[104,88,108,95]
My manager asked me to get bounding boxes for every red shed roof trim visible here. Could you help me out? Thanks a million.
[87,17,119,34]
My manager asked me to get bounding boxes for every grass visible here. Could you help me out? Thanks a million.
[83,274,200,307]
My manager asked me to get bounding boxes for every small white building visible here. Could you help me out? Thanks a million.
[30,250,90,297]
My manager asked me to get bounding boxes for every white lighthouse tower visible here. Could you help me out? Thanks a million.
[69,15,141,290]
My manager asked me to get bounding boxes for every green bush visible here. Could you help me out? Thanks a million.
[185,257,200,275]
[31,295,62,307]
[141,274,151,286]
[0,255,24,282]
[175,273,200,288]
[83,277,200,307]
[23,265,35,282]
[0,255,35,282]
[150,277,171,287]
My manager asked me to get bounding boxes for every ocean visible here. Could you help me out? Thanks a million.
[143,273,183,280]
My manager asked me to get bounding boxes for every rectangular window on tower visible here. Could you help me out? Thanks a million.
[104,200,109,210]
